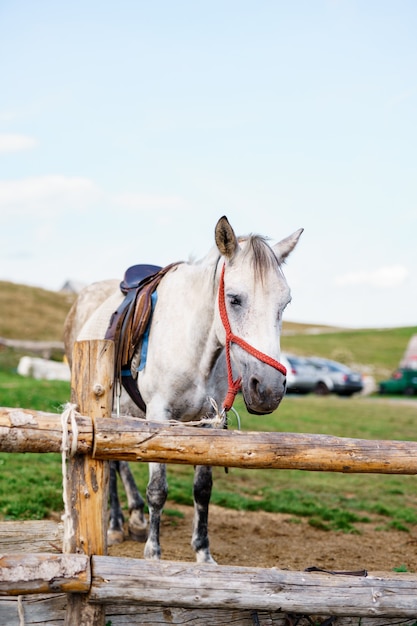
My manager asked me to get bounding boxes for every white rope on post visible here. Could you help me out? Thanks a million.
[60,402,79,551]
[17,594,25,626]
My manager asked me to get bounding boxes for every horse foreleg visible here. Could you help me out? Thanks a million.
[108,461,125,545]
[118,461,147,542]
[144,462,167,560]
[192,464,216,564]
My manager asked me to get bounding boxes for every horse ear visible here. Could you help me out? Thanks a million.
[215,216,239,259]
[273,228,303,262]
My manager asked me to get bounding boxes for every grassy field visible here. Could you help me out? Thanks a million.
[1,280,417,534]
[1,374,417,535]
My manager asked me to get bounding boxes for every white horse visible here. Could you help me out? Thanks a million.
[64,216,302,563]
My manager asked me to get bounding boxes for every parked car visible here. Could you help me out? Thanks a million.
[282,353,322,394]
[308,357,364,397]
[379,368,417,396]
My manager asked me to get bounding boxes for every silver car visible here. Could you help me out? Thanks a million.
[282,353,322,394]
[308,357,364,397]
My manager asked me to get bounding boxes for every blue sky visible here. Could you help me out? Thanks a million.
[1,1,416,328]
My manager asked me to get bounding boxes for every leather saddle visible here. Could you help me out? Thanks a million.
[119,264,162,295]
[105,262,179,412]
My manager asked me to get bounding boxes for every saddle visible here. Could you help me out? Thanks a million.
[105,262,180,412]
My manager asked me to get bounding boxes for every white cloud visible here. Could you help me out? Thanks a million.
[335,265,409,288]
[0,175,101,216]
[0,133,37,153]
[115,192,188,212]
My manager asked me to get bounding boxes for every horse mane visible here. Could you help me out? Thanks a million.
[237,234,281,281]
[204,233,282,288]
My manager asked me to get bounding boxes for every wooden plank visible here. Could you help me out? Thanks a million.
[2,597,417,626]
[0,553,90,595]
[0,520,63,554]
[93,417,417,474]
[104,608,417,626]
[0,407,93,453]
[90,556,417,617]
[105,605,289,625]
[0,594,67,625]
[64,340,113,626]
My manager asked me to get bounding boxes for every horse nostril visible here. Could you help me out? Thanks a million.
[250,376,263,399]
[250,374,286,402]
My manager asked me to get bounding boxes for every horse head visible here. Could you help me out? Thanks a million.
[214,216,303,415]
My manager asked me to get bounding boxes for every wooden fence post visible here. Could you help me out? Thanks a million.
[64,340,114,626]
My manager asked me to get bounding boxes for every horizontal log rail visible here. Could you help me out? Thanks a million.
[1,406,417,474]
[93,416,417,473]
[0,337,65,353]
[0,407,92,454]
[2,552,417,618]
[89,556,417,618]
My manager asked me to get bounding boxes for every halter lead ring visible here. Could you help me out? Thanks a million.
[218,262,287,412]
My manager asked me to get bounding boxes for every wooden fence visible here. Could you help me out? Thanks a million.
[0,336,65,357]
[1,339,417,626]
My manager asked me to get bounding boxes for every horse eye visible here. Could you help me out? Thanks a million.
[229,295,242,307]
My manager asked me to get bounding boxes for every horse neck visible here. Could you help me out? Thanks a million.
[159,255,222,374]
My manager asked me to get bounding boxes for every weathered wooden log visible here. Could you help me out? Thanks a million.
[0,593,67,626]
[64,340,113,626]
[0,337,64,356]
[90,556,417,617]
[93,417,417,474]
[3,596,417,626]
[2,405,417,473]
[0,520,63,554]
[0,553,90,595]
[0,407,92,453]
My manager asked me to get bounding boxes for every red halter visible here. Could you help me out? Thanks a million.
[218,263,287,412]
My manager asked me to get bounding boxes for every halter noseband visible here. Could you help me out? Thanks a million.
[218,262,287,412]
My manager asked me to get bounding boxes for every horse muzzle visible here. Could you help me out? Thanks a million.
[242,373,286,415]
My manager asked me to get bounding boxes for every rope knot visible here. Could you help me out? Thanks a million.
[223,378,242,412]
[61,402,79,458]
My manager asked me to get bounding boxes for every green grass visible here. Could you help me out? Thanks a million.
[0,453,63,519]
[0,373,72,520]
[1,370,417,533]
[0,370,71,413]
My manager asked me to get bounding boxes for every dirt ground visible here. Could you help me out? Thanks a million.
[109,501,417,573]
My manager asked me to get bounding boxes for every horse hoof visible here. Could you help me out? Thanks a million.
[196,550,217,564]
[129,524,148,543]
[107,529,125,545]
[144,540,161,560]
[128,509,147,542]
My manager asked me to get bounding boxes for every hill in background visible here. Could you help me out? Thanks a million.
[0,280,415,381]
[0,281,75,341]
